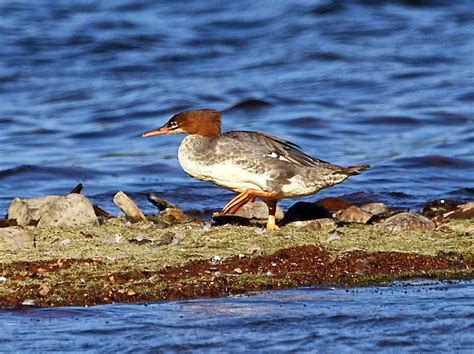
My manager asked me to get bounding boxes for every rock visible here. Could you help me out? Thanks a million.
[360,202,388,216]
[380,212,435,234]
[147,193,175,211]
[38,284,51,297]
[7,194,98,228]
[234,200,284,220]
[444,202,474,220]
[156,231,176,246]
[334,206,374,224]
[0,227,35,252]
[315,197,352,213]
[421,199,461,219]
[281,202,332,225]
[161,207,189,223]
[113,191,147,223]
[211,214,254,227]
[293,218,336,232]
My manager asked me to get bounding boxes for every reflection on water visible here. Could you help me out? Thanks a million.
[1,280,474,352]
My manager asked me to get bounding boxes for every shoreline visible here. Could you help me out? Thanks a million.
[1,218,473,308]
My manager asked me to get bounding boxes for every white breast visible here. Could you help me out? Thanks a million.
[177,136,268,193]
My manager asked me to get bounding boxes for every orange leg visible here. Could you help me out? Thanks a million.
[221,189,280,231]
[263,199,280,231]
[221,189,278,215]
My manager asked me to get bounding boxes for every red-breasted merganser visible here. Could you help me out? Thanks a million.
[143,109,369,231]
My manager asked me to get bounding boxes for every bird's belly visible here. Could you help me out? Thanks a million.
[178,155,268,193]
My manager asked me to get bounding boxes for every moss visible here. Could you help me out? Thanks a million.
[0,218,473,307]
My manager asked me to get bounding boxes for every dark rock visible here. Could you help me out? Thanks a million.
[147,193,175,211]
[315,197,351,213]
[211,214,254,227]
[421,199,461,219]
[69,183,83,194]
[444,202,474,220]
[334,206,375,224]
[281,202,332,225]
[380,212,435,234]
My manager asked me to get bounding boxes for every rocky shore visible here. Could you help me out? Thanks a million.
[1,188,473,308]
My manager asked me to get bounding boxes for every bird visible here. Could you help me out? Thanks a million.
[142,109,369,231]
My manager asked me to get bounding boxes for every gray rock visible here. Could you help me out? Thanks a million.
[334,206,374,224]
[0,227,35,252]
[380,212,435,234]
[7,194,98,228]
[360,202,388,216]
[235,200,284,220]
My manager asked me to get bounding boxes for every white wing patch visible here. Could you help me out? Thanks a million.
[266,151,290,162]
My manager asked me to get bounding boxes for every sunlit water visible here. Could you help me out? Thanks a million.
[1,280,474,352]
[0,0,473,216]
[1,1,473,351]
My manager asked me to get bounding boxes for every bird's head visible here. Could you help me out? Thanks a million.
[142,109,221,138]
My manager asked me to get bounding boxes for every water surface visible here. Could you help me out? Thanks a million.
[0,0,473,215]
[2,280,473,352]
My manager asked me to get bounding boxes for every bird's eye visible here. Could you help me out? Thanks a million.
[169,121,178,129]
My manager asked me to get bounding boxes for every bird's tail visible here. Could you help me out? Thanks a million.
[339,164,370,176]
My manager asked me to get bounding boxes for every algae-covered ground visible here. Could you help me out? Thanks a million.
[1,218,473,307]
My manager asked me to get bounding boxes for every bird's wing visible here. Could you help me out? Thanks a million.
[220,131,337,169]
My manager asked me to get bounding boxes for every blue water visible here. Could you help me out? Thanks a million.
[1,280,474,352]
[0,0,473,216]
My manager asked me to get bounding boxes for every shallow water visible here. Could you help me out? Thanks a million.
[0,0,473,216]
[1,280,473,352]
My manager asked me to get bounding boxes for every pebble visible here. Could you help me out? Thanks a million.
[333,206,374,224]
[326,232,341,242]
[380,212,435,234]
[113,191,147,223]
[38,284,51,296]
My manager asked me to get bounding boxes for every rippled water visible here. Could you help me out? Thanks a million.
[2,280,474,352]
[1,0,473,216]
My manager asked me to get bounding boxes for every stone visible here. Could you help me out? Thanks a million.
[235,200,284,220]
[281,202,332,225]
[161,207,189,223]
[7,194,98,228]
[0,227,35,252]
[315,197,352,213]
[444,202,474,220]
[380,212,435,234]
[360,202,388,216]
[292,218,336,232]
[334,206,374,224]
[113,191,147,223]
[421,199,461,219]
